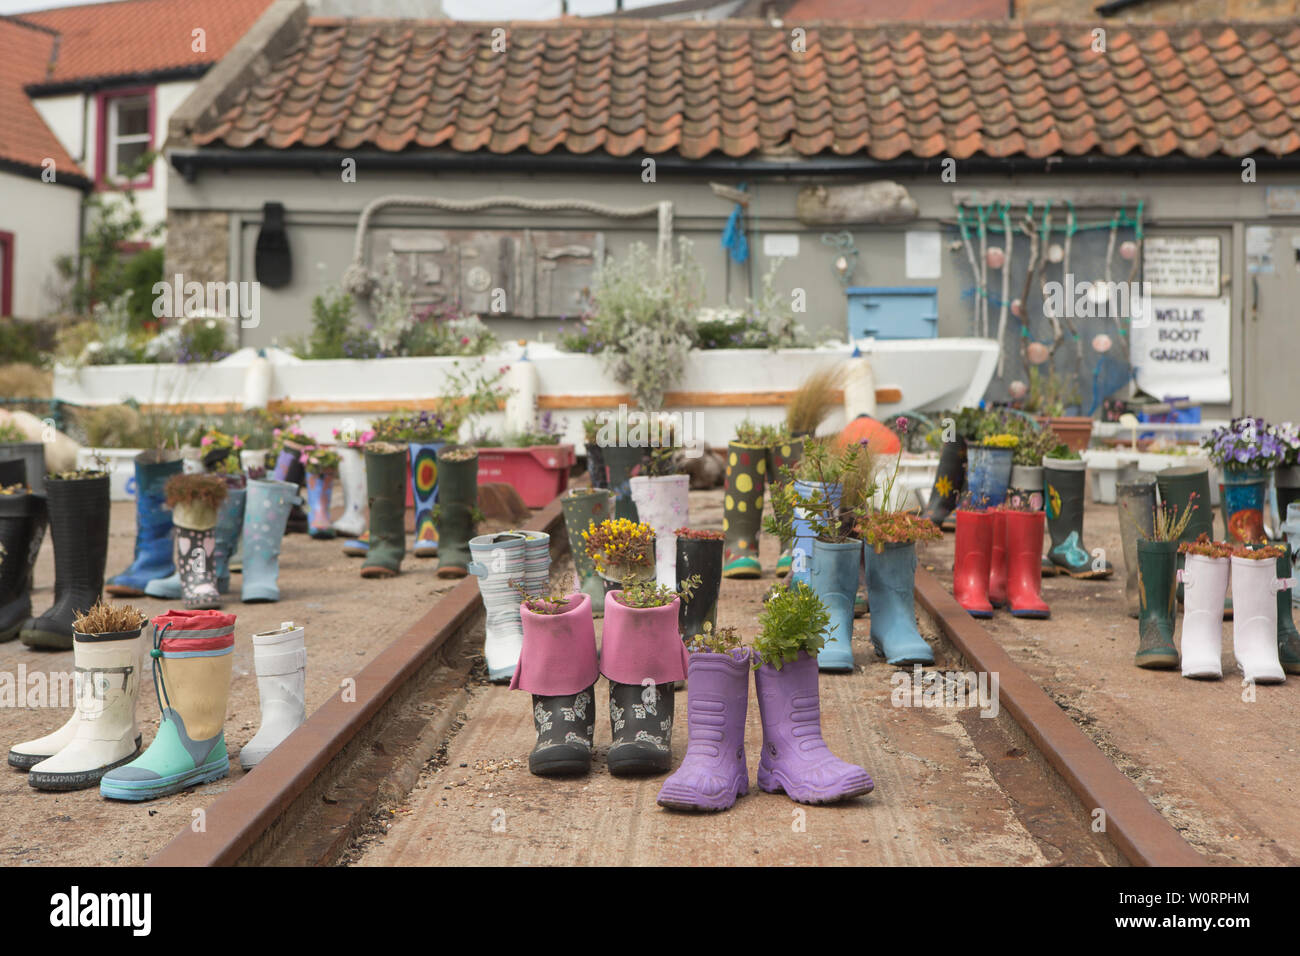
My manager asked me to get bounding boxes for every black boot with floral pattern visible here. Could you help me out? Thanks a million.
[528,686,596,776]
[607,681,675,776]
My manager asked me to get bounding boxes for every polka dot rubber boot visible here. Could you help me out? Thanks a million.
[767,439,804,579]
[722,442,767,579]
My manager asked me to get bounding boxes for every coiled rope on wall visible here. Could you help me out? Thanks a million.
[341,195,675,297]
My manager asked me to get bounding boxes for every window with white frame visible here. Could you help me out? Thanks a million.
[104,93,152,184]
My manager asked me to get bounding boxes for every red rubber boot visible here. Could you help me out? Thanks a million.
[988,510,1008,608]
[1004,510,1051,619]
[953,509,994,618]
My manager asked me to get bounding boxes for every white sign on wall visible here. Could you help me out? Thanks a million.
[905,231,941,279]
[1130,296,1231,403]
[762,234,800,258]
[1143,236,1221,296]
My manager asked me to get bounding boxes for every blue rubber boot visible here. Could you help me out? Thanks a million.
[811,538,859,672]
[213,483,246,593]
[790,480,842,589]
[241,479,300,603]
[106,450,183,596]
[100,610,234,802]
[864,540,934,665]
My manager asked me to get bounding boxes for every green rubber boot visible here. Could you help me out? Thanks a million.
[1044,458,1112,579]
[561,487,614,615]
[768,438,803,578]
[1117,476,1157,619]
[722,442,767,579]
[100,610,234,801]
[1135,539,1179,669]
[1277,550,1300,675]
[1156,466,1215,606]
[435,445,479,580]
[361,442,408,579]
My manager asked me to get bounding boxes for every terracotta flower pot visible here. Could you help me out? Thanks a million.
[1037,416,1093,453]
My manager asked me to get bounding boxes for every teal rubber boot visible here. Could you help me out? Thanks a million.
[864,540,934,665]
[241,479,300,603]
[811,538,859,672]
[100,610,235,802]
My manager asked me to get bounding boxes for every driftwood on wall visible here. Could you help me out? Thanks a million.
[796,182,919,225]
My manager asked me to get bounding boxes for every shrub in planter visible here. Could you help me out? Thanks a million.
[582,517,655,588]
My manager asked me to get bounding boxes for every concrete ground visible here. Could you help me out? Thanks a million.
[0,501,498,867]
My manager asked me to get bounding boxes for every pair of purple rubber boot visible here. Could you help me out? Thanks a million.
[656,648,874,811]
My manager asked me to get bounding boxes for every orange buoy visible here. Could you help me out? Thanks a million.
[837,415,901,455]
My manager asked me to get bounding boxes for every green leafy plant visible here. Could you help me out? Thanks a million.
[199,428,244,475]
[0,421,27,443]
[734,418,789,446]
[303,286,355,359]
[615,574,701,610]
[53,188,163,329]
[754,582,831,669]
[766,438,873,544]
[686,621,744,654]
[302,446,341,475]
[584,238,705,410]
[371,410,456,443]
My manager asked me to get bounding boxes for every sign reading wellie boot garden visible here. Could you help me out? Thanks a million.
[1129,296,1231,403]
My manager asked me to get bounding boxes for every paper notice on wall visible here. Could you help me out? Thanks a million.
[905,231,941,279]
[762,234,800,258]
[1130,296,1231,403]
[1142,236,1220,295]
[1247,226,1275,274]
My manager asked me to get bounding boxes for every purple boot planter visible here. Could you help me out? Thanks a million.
[601,591,689,776]
[754,651,874,804]
[511,592,600,776]
[656,648,751,812]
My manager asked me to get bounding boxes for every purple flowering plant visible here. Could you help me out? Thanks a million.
[1201,417,1286,472]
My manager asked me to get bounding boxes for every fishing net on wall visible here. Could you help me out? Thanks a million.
[947,199,1144,415]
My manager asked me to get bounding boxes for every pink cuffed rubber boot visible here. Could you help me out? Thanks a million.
[754,650,873,804]
[657,648,750,812]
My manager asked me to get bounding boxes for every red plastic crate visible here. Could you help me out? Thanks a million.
[476,445,576,508]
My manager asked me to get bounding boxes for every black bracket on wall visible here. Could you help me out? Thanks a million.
[255,201,291,289]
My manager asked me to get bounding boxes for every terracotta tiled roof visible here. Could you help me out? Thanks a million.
[783,0,1008,19]
[19,0,273,87]
[190,17,1300,162]
[0,18,83,178]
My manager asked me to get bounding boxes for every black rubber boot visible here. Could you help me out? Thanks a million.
[1044,460,1113,579]
[283,457,309,534]
[1277,550,1300,676]
[607,681,675,776]
[20,473,110,650]
[0,490,46,642]
[528,686,596,776]
[676,533,722,642]
[922,437,966,528]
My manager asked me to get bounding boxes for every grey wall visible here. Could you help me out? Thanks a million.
[166,159,1300,418]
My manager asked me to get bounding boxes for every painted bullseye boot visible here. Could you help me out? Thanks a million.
[657,648,751,811]
[1044,459,1112,579]
[1230,555,1287,684]
[100,610,235,801]
[361,443,407,579]
[922,437,966,528]
[510,593,599,776]
[754,650,873,804]
[629,475,689,589]
[1178,552,1229,679]
[306,472,336,539]
[721,441,767,579]
[21,472,110,650]
[1117,476,1157,618]
[811,538,859,671]
[1277,550,1300,676]
[768,439,803,578]
[240,478,300,603]
[435,446,479,579]
[601,591,689,775]
[332,446,367,538]
[0,488,46,643]
[239,622,306,770]
[864,540,934,664]
[953,509,993,618]
[1004,510,1050,619]
[1135,539,1179,669]
[676,531,722,641]
[410,441,444,558]
[106,450,183,596]
[27,622,145,791]
[561,488,614,617]
[988,509,1008,608]
[469,532,527,682]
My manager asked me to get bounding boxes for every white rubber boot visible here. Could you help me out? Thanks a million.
[1179,554,1229,680]
[1231,555,1288,684]
[468,533,526,682]
[240,622,307,770]
[27,627,145,790]
[629,475,689,589]
[332,447,367,538]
